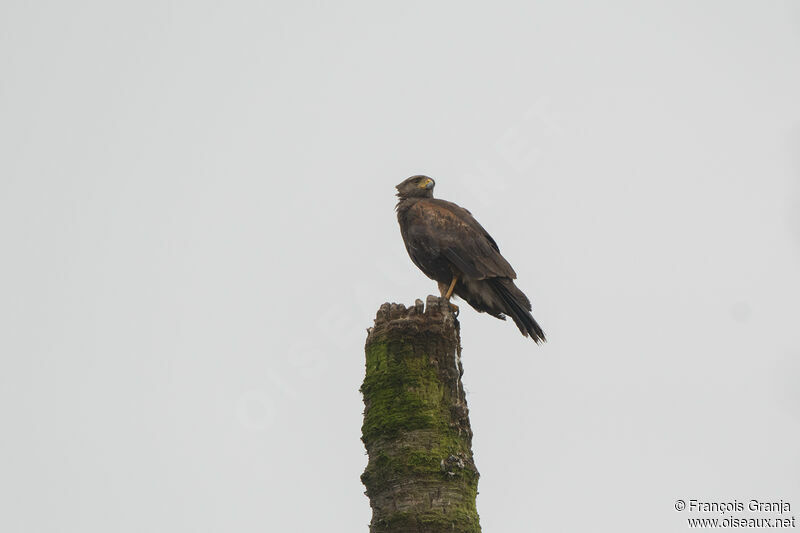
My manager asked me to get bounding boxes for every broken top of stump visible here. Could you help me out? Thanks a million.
[366,295,459,344]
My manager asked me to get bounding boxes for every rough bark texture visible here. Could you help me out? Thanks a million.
[361,295,480,533]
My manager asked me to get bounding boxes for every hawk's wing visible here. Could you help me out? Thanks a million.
[404,199,517,280]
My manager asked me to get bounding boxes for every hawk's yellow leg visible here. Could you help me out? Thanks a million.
[444,274,459,314]
[445,274,458,299]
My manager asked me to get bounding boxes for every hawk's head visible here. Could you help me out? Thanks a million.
[396,175,435,199]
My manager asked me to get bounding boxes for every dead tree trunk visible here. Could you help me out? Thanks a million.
[360,296,481,533]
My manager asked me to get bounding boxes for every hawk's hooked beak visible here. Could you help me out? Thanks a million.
[419,177,435,189]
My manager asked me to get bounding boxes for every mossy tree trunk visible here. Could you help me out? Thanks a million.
[361,296,480,533]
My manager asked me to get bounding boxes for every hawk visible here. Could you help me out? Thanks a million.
[396,175,546,343]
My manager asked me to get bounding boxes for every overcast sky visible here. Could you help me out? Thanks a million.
[1,2,799,532]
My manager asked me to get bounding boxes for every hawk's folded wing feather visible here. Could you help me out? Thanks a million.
[406,200,516,280]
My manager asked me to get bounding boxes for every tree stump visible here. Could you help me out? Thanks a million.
[361,295,481,532]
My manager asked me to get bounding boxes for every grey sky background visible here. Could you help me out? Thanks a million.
[2,1,799,532]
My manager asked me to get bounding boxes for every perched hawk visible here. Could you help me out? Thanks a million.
[396,175,545,343]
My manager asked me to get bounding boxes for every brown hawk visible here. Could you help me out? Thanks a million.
[396,175,546,343]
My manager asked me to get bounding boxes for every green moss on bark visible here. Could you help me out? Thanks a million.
[361,337,449,441]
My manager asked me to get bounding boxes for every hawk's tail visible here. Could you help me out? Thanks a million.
[490,278,546,344]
